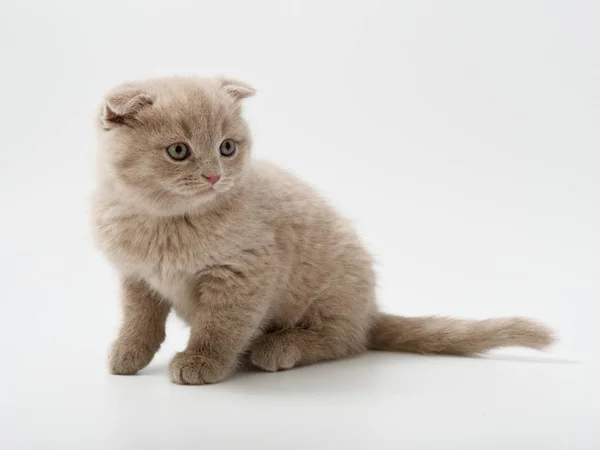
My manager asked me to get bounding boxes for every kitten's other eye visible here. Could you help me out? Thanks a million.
[166,143,190,161]
[219,139,236,157]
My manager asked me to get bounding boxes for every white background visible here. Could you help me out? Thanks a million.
[0,1,598,448]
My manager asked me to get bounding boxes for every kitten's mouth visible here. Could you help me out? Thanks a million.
[168,179,232,199]
[183,187,215,197]
[171,184,216,198]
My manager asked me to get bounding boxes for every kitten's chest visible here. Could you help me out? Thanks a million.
[93,209,237,322]
[143,268,198,322]
[93,205,237,276]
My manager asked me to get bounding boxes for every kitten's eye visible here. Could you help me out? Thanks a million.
[166,143,190,161]
[219,139,236,157]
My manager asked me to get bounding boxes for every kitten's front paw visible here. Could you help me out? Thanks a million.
[109,341,156,375]
[169,352,229,385]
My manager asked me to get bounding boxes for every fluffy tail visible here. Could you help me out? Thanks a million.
[369,314,555,356]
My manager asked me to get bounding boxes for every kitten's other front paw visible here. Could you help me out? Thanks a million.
[109,341,156,375]
[169,352,230,385]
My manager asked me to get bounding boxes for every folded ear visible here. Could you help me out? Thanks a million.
[101,86,154,129]
[221,78,256,102]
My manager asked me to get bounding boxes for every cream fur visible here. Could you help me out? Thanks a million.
[92,76,555,385]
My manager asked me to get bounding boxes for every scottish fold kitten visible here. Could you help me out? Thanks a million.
[92,76,554,385]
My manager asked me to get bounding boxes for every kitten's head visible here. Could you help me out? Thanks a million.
[97,76,255,215]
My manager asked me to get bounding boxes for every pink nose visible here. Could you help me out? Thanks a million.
[203,173,221,185]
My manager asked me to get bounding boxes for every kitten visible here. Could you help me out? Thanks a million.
[92,76,554,385]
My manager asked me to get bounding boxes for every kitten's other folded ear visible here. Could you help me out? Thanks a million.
[101,86,154,129]
[220,78,256,102]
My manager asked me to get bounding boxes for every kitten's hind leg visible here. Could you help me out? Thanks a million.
[250,321,369,372]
